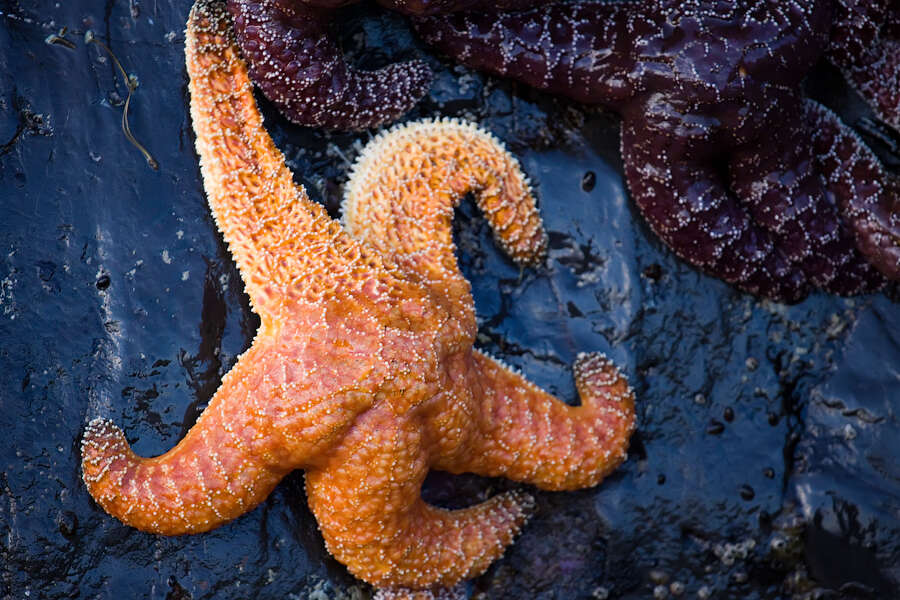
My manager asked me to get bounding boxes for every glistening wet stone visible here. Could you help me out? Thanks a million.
[1,1,898,599]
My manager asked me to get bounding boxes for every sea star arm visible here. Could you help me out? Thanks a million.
[728,102,885,296]
[290,0,557,20]
[226,0,431,130]
[808,100,900,280]
[81,311,384,535]
[618,115,815,302]
[188,0,399,322]
[413,1,640,108]
[81,342,290,535]
[305,407,534,591]
[376,0,557,17]
[433,350,634,491]
[828,0,900,131]
[342,118,547,296]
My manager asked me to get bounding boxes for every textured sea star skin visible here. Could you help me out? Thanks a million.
[828,0,900,132]
[807,101,900,280]
[80,1,635,596]
[226,0,554,130]
[415,0,900,301]
[226,0,433,130]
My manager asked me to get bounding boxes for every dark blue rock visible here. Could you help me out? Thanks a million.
[1,1,898,598]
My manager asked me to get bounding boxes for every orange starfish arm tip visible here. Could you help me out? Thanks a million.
[343,117,548,271]
[437,349,635,491]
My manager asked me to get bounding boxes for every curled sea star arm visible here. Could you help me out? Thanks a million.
[808,100,900,280]
[188,0,402,321]
[305,407,534,590]
[728,103,886,296]
[828,0,900,131]
[226,0,432,130]
[412,1,640,107]
[342,118,547,293]
[619,116,810,302]
[434,350,634,491]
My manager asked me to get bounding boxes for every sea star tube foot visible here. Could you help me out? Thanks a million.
[227,0,432,130]
[80,0,635,594]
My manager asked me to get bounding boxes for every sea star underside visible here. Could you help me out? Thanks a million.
[79,1,636,597]
[415,0,900,302]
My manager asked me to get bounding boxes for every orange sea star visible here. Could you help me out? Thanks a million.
[79,0,636,596]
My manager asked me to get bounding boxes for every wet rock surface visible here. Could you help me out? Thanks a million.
[1,1,898,598]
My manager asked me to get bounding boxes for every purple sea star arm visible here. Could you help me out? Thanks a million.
[619,115,810,303]
[294,0,555,14]
[828,0,900,131]
[413,1,640,107]
[809,100,900,280]
[416,0,893,300]
[288,0,356,8]
[729,102,885,296]
[228,0,432,130]
[379,0,557,16]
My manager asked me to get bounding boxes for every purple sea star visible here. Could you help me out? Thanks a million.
[226,0,553,130]
[414,0,900,301]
